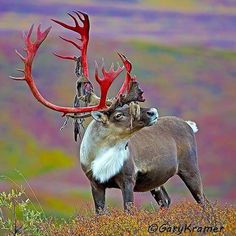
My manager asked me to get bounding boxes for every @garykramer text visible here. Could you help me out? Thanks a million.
[148,223,224,234]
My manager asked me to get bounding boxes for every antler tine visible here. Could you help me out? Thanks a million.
[16,68,25,74]
[111,64,124,78]
[73,11,85,23]
[9,76,25,81]
[95,60,124,84]
[59,36,81,50]
[36,25,52,45]
[115,52,133,98]
[74,11,90,30]
[117,52,132,72]
[51,18,74,31]
[94,60,124,109]
[41,26,52,42]
[15,49,25,62]
[53,52,77,61]
[51,11,90,78]
[25,24,34,44]
[94,60,101,83]
[110,63,114,72]
[102,62,124,84]
[67,12,79,27]
[37,24,41,38]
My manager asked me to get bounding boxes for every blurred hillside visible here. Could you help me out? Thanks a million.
[0,0,236,216]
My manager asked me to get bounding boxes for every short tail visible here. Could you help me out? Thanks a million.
[186,121,198,133]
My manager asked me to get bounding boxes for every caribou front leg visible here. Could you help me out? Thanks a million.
[91,183,106,214]
[121,176,135,212]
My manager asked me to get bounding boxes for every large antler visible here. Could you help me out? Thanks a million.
[10,25,124,116]
[51,11,144,108]
[10,11,145,118]
[51,11,90,79]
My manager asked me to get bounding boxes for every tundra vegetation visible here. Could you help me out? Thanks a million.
[0,188,235,236]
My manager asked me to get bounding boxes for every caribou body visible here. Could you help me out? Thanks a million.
[80,107,204,213]
[11,11,204,214]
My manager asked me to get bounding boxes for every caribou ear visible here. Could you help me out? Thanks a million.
[91,111,108,124]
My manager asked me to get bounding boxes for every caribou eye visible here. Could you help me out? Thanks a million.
[114,113,123,120]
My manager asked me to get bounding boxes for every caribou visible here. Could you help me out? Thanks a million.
[11,11,204,214]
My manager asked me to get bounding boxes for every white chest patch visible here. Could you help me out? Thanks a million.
[91,144,129,183]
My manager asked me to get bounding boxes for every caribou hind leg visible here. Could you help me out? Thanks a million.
[178,168,204,205]
[161,185,171,206]
[150,185,171,208]
[177,142,205,205]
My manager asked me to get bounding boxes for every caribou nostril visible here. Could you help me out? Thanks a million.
[146,108,158,118]
[147,111,155,117]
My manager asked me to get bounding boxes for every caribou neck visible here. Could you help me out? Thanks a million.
[80,120,130,173]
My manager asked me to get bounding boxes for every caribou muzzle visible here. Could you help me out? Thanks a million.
[129,107,159,131]
[141,108,159,127]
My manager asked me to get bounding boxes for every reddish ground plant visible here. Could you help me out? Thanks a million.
[41,201,235,236]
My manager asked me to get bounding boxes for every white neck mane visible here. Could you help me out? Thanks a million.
[91,142,129,183]
[80,121,129,183]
